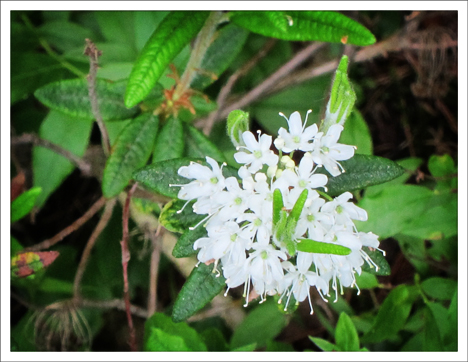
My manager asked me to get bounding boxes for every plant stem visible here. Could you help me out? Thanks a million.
[84,39,111,157]
[24,196,107,252]
[73,198,116,298]
[11,133,91,175]
[173,11,227,101]
[121,183,138,351]
[20,14,86,78]
[147,225,162,317]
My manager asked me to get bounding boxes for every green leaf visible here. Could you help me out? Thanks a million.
[173,225,206,258]
[317,154,405,197]
[190,23,249,90]
[296,239,351,256]
[39,20,97,53]
[11,236,23,257]
[184,124,227,163]
[421,277,457,301]
[229,11,376,45]
[335,312,360,351]
[159,199,205,234]
[34,78,140,121]
[172,263,226,323]
[339,109,373,155]
[33,111,93,207]
[423,306,443,351]
[361,246,391,276]
[232,343,257,351]
[125,11,210,108]
[361,285,417,344]
[272,188,284,225]
[321,55,356,133]
[11,187,42,222]
[11,251,60,279]
[133,158,239,199]
[226,110,250,148]
[230,300,287,349]
[309,336,337,351]
[152,116,184,163]
[144,313,207,351]
[428,154,456,178]
[200,328,229,351]
[287,189,308,229]
[102,113,159,198]
[354,271,379,289]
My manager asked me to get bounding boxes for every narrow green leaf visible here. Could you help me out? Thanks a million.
[11,187,42,222]
[423,306,443,351]
[361,285,417,344]
[272,188,284,225]
[229,11,376,45]
[184,124,227,163]
[34,78,139,121]
[287,189,308,229]
[125,11,210,108]
[309,336,338,351]
[354,271,379,289]
[296,239,351,255]
[361,246,391,276]
[159,199,205,234]
[173,226,206,258]
[144,313,207,351]
[230,300,287,349]
[172,263,226,323]
[190,23,249,90]
[321,55,356,133]
[33,111,93,207]
[102,113,159,198]
[226,110,250,148]
[152,116,184,163]
[339,110,373,155]
[133,158,239,199]
[421,277,457,301]
[335,312,360,352]
[316,154,405,197]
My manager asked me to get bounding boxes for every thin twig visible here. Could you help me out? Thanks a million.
[11,133,91,176]
[24,196,107,252]
[147,225,162,317]
[121,183,138,351]
[79,298,148,319]
[84,39,110,156]
[197,42,325,128]
[202,38,277,135]
[73,198,117,298]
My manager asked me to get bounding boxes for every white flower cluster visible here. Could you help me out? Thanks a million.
[176,111,383,314]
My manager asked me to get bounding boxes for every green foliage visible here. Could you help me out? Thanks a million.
[230,300,287,350]
[172,263,226,323]
[339,110,373,155]
[102,113,159,198]
[145,313,207,351]
[361,247,391,276]
[33,111,93,207]
[125,11,209,107]
[159,199,205,234]
[152,116,184,163]
[229,11,376,45]
[421,277,457,301]
[172,225,206,258]
[191,23,249,90]
[184,124,227,162]
[11,187,42,222]
[296,239,352,255]
[317,154,405,196]
[35,78,140,121]
[226,110,250,148]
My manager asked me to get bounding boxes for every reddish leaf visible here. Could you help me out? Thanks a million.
[11,251,60,278]
[11,172,26,202]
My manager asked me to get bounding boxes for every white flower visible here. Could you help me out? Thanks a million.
[296,195,332,241]
[274,111,318,153]
[216,177,252,221]
[280,252,329,314]
[177,157,226,201]
[311,124,355,176]
[276,157,328,207]
[321,192,368,228]
[234,131,279,173]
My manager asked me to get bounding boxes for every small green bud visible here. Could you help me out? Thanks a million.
[227,110,250,148]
